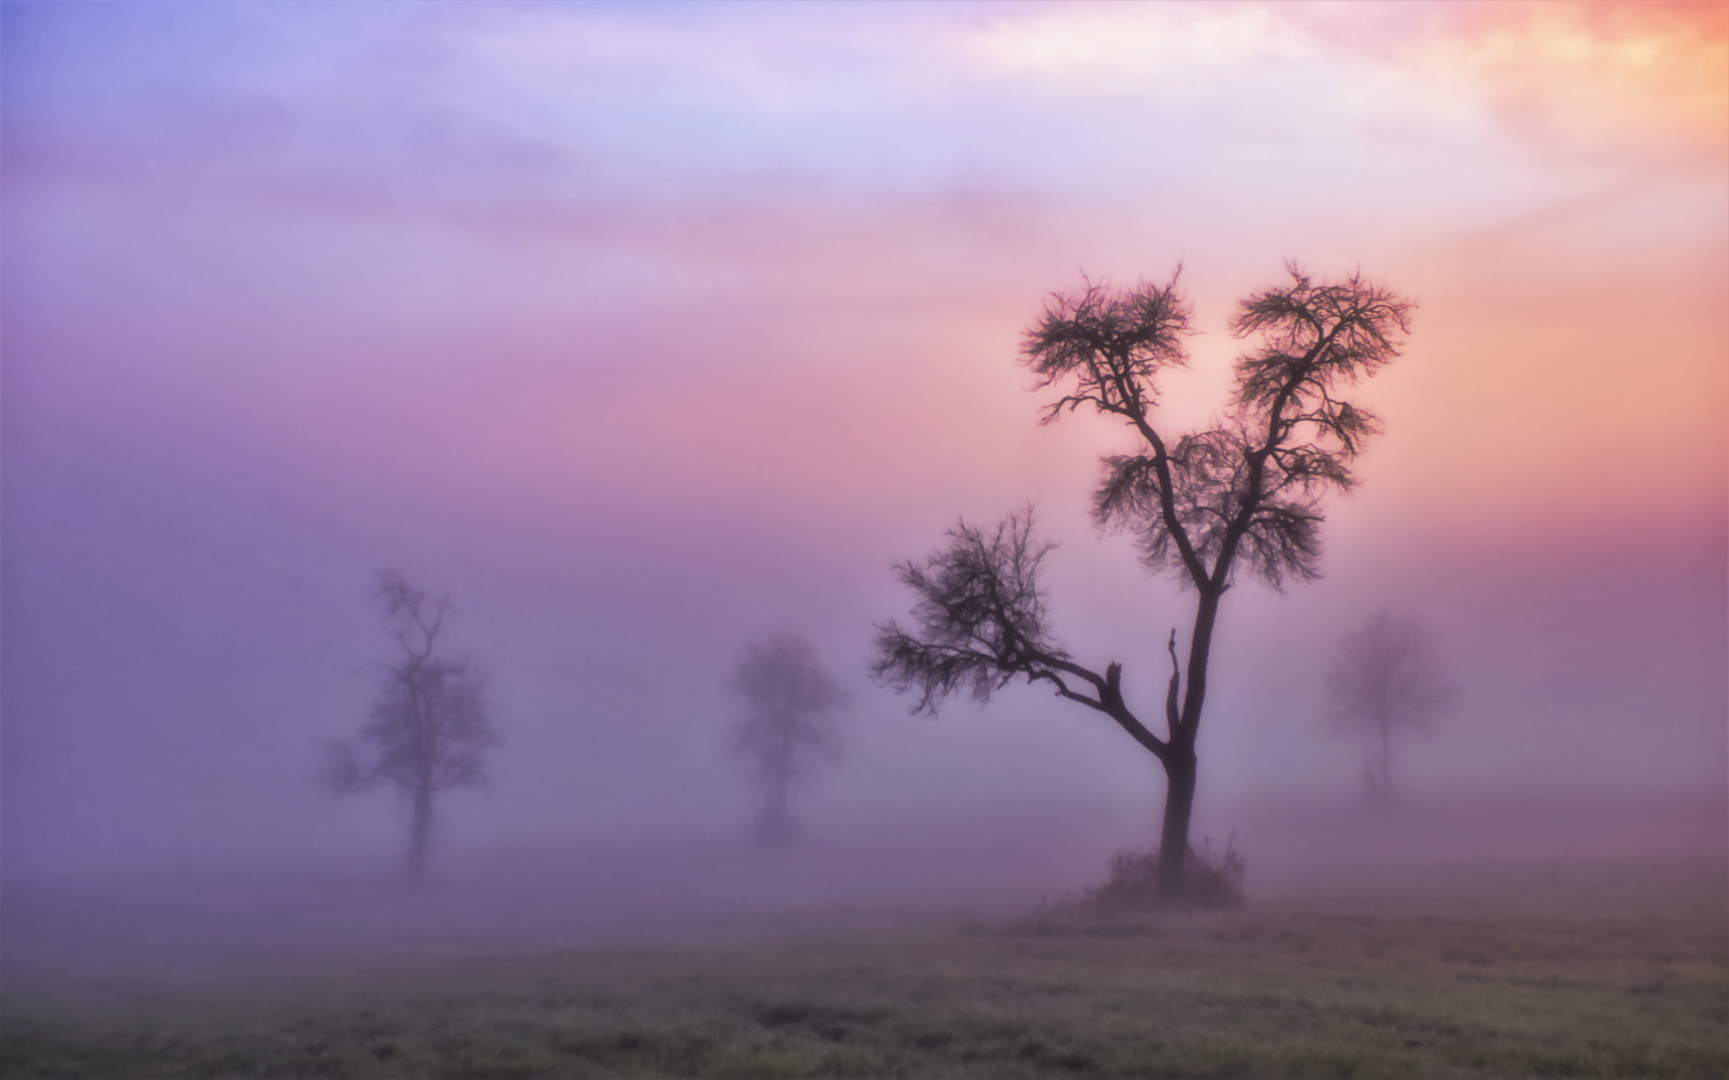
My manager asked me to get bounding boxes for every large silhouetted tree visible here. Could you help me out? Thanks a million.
[1326,612,1457,806]
[874,264,1414,900]
[731,632,845,845]
[325,571,499,880]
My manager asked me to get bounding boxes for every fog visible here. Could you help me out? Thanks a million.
[3,2,1724,974]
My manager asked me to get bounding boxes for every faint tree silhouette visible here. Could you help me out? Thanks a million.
[324,570,499,880]
[731,632,845,845]
[1326,612,1458,806]
[875,264,1415,901]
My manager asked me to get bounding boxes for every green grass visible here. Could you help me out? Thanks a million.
[4,890,1725,1078]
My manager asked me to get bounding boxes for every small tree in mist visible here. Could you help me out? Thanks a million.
[874,264,1415,901]
[1326,611,1457,806]
[731,632,845,846]
[324,570,499,880]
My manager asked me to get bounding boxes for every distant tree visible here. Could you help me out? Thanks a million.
[874,265,1415,901]
[731,632,845,845]
[324,571,499,880]
[1325,612,1458,806]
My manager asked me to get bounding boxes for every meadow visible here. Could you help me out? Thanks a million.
[4,855,1724,1079]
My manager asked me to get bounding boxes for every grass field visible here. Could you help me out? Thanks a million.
[4,858,1724,1079]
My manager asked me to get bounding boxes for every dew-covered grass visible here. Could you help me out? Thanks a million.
[5,861,1723,1078]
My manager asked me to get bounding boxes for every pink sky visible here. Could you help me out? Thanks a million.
[4,1,1724,873]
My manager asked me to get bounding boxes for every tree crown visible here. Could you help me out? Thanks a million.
[323,570,500,796]
[1326,611,1459,737]
[1021,273,1193,425]
[1027,264,1413,591]
[871,508,1066,716]
[731,632,845,786]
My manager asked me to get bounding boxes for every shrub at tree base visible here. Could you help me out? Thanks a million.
[1085,837,1245,910]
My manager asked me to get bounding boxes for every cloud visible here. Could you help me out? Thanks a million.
[967,3,1309,83]
[1352,0,1728,161]
[956,0,1725,165]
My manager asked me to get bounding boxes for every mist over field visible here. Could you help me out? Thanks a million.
[3,12,1725,1072]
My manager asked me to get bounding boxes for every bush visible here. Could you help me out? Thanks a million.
[1084,835,1244,910]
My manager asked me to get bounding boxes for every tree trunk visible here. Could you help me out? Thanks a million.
[769,770,788,830]
[407,786,433,881]
[756,767,796,845]
[1157,748,1197,898]
[1157,587,1223,900]
[1379,721,1394,804]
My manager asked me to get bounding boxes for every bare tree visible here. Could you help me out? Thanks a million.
[1325,612,1458,805]
[324,570,499,880]
[875,265,1414,900]
[731,632,844,845]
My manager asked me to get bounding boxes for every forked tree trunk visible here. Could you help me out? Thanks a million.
[1155,588,1222,900]
[1157,749,1197,897]
[407,786,433,881]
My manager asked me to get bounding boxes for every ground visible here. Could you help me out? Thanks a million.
[3,856,1724,1078]
[5,793,1725,1078]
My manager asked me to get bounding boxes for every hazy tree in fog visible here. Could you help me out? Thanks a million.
[324,571,499,880]
[731,632,845,845]
[875,265,1415,900]
[1326,612,1458,806]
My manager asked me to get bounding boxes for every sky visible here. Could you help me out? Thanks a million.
[4,0,1725,878]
